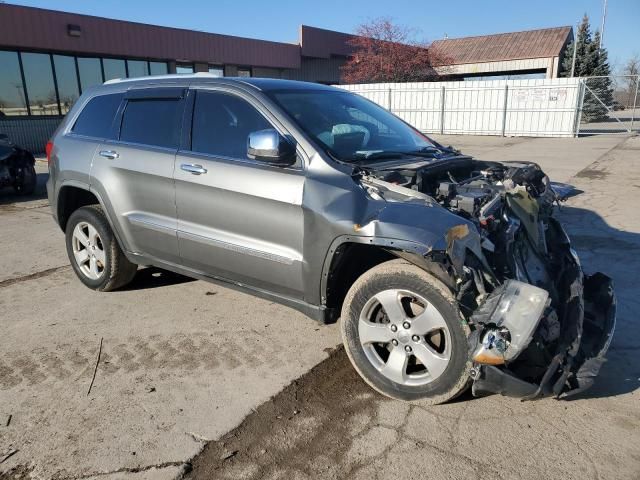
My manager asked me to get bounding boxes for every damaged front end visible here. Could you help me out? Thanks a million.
[360,156,616,399]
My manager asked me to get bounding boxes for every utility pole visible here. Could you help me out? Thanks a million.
[599,0,608,49]
[570,23,578,77]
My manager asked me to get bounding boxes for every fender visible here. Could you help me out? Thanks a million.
[56,180,133,257]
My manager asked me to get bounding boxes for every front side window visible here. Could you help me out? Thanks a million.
[21,52,58,116]
[120,98,182,149]
[72,93,123,138]
[267,90,435,162]
[191,90,271,159]
[0,50,28,116]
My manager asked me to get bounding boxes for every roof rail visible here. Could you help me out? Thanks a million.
[104,72,224,85]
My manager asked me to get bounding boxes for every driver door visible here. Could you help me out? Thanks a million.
[174,89,306,299]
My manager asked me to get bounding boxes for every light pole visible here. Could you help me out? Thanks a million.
[599,0,608,49]
[570,23,578,77]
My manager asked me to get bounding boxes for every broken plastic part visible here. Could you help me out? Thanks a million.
[472,328,510,365]
[472,280,549,362]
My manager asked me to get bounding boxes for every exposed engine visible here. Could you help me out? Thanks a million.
[366,157,558,288]
[360,156,614,398]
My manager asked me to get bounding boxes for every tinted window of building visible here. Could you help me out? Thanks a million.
[53,55,80,115]
[103,59,126,81]
[78,58,103,92]
[208,66,224,77]
[176,64,194,74]
[120,99,182,149]
[192,91,271,159]
[149,62,168,75]
[21,52,59,116]
[127,60,149,78]
[237,68,251,78]
[72,93,123,138]
[0,50,28,116]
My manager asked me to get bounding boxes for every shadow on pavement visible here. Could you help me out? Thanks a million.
[0,172,48,206]
[556,203,640,401]
[124,266,197,291]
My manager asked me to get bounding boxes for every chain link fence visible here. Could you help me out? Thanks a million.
[577,75,640,135]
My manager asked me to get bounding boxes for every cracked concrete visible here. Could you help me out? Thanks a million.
[3,137,639,479]
[187,134,640,480]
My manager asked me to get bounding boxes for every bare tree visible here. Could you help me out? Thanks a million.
[341,18,450,84]
[623,54,639,107]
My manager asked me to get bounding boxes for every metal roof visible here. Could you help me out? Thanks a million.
[431,26,573,65]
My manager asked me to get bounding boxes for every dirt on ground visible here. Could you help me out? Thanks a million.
[186,346,384,479]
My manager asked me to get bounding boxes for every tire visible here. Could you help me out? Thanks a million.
[13,163,36,195]
[65,205,138,292]
[340,259,471,404]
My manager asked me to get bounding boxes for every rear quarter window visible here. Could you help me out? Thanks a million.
[119,99,182,149]
[71,93,123,139]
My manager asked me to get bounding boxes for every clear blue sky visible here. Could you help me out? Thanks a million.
[7,0,640,71]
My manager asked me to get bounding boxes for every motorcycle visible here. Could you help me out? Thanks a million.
[0,133,37,195]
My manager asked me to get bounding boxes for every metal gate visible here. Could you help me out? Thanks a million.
[577,75,640,135]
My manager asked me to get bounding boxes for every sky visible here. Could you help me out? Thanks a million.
[6,0,640,71]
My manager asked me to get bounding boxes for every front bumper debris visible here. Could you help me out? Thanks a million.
[470,272,616,400]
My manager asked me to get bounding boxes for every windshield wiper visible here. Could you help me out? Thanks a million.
[352,148,441,162]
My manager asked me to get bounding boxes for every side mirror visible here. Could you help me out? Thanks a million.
[247,129,296,166]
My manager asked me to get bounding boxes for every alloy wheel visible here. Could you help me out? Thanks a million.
[72,221,106,280]
[358,289,451,386]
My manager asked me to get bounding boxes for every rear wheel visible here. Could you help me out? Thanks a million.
[65,205,137,291]
[340,259,471,403]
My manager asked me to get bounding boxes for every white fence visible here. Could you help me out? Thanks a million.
[337,78,582,138]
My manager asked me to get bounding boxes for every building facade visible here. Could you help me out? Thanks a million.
[0,3,573,152]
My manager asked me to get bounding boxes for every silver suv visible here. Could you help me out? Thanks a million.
[47,76,615,403]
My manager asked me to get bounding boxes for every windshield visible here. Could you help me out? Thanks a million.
[267,90,437,163]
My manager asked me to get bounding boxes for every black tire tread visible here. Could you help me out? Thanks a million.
[65,205,137,292]
[340,259,472,405]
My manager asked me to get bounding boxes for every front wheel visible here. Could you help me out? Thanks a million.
[340,259,471,404]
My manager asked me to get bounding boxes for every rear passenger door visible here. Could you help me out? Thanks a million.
[90,88,185,264]
[174,88,306,299]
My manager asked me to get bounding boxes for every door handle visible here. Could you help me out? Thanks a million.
[99,150,119,160]
[181,163,207,175]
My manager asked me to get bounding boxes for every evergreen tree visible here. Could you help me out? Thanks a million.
[585,31,614,121]
[562,15,594,77]
[561,15,614,121]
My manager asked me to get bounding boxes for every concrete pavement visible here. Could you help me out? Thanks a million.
[2,135,639,479]
[188,134,640,479]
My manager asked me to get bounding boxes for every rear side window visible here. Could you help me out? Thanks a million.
[72,93,123,138]
[191,90,271,159]
[120,99,183,149]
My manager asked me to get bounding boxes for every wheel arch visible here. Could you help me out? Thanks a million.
[56,182,130,254]
[321,235,457,321]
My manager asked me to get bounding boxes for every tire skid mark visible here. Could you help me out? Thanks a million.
[0,331,288,390]
[0,265,70,289]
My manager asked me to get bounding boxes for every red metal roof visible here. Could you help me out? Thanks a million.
[431,26,572,65]
[0,4,301,69]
